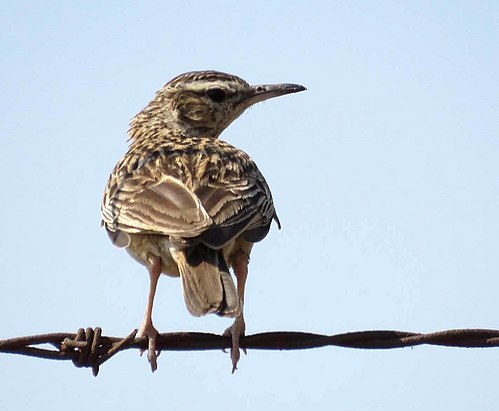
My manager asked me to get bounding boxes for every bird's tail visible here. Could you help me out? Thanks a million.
[170,245,240,318]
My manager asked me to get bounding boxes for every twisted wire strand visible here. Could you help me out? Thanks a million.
[1,328,498,376]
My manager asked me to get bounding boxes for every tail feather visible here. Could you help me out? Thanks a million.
[170,245,239,317]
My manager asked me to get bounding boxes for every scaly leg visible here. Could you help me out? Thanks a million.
[137,255,162,372]
[223,252,249,373]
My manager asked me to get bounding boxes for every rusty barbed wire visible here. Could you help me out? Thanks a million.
[1,327,498,376]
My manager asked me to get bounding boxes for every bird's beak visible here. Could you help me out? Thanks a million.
[242,83,307,107]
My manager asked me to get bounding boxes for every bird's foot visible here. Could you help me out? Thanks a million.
[223,315,246,373]
[137,320,160,372]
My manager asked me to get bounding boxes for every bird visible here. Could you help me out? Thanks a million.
[101,70,306,372]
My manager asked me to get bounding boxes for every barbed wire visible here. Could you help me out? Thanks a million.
[1,327,498,376]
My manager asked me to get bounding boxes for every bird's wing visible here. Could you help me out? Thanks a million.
[193,176,276,249]
[102,173,213,247]
[189,138,278,248]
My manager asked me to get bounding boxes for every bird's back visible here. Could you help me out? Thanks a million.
[102,135,278,250]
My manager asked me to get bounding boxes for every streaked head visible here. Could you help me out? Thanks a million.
[130,70,306,139]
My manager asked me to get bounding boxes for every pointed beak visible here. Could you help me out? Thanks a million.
[241,83,307,107]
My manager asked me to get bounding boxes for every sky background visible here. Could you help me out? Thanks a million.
[1,1,498,410]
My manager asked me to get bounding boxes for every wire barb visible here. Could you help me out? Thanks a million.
[1,327,498,376]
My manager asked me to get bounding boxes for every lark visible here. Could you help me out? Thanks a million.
[101,70,305,372]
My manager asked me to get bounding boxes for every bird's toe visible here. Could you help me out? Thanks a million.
[137,321,160,372]
[223,316,246,373]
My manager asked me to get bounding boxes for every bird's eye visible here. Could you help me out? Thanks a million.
[206,88,227,103]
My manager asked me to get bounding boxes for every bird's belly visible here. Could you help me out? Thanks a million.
[126,233,180,277]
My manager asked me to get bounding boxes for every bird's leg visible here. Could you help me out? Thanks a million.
[137,255,162,372]
[223,252,249,373]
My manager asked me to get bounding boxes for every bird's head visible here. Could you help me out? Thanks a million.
[129,70,306,140]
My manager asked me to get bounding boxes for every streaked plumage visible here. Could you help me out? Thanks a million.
[101,70,305,372]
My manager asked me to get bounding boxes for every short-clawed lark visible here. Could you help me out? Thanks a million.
[101,70,306,372]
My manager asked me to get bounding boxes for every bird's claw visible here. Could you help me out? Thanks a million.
[221,346,247,356]
[223,316,246,373]
[137,322,160,372]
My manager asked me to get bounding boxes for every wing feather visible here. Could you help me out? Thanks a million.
[104,176,212,237]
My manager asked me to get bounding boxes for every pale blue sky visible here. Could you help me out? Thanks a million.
[1,1,498,410]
